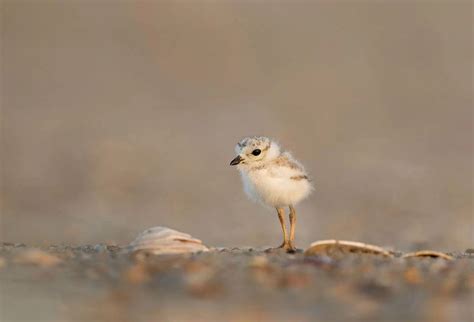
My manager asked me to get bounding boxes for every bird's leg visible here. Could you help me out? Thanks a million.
[276,207,289,249]
[288,205,297,252]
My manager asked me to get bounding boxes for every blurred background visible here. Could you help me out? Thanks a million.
[1,0,472,251]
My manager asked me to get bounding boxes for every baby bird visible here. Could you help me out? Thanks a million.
[230,136,313,252]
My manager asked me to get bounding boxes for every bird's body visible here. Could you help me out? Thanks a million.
[230,136,313,252]
[240,152,312,208]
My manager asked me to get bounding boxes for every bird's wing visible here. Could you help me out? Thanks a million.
[268,153,308,180]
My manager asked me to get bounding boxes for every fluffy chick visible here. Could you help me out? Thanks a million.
[230,136,313,252]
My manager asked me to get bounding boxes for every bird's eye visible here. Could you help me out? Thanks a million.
[252,149,261,156]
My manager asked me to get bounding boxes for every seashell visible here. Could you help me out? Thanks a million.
[127,226,209,256]
[304,240,394,257]
[402,250,454,260]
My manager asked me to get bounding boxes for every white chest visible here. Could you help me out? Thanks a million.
[238,168,311,208]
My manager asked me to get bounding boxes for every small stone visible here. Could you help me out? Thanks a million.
[209,247,227,252]
[184,262,219,297]
[13,249,62,268]
[124,263,150,284]
[283,271,312,289]
[404,267,423,284]
[94,244,108,253]
[248,256,269,268]
[106,245,121,253]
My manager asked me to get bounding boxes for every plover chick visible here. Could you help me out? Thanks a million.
[230,136,313,252]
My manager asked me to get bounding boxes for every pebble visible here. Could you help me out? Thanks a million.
[94,244,108,253]
[13,249,62,268]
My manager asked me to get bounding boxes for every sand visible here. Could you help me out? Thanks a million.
[0,243,473,322]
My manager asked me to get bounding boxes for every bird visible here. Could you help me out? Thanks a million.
[230,136,313,252]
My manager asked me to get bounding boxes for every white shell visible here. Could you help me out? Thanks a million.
[402,250,454,260]
[127,226,209,255]
[305,239,394,257]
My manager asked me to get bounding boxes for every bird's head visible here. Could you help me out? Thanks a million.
[230,136,280,167]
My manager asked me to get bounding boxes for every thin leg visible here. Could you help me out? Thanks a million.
[276,207,288,248]
[288,205,297,251]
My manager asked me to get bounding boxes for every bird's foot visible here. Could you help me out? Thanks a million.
[283,243,297,254]
[265,242,297,254]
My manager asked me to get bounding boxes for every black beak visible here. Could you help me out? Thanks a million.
[230,155,243,166]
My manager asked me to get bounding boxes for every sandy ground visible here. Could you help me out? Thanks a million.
[0,243,473,322]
